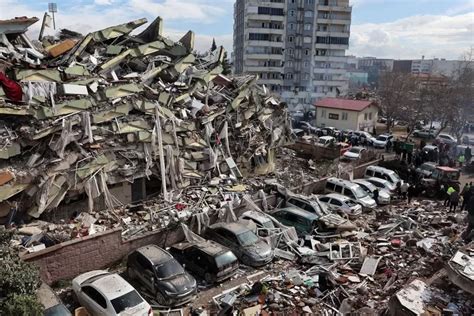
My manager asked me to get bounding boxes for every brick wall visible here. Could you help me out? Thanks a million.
[22,226,183,285]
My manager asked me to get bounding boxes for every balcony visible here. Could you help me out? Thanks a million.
[313,79,348,86]
[317,5,352,12]
[246,28,285,35]
[315,43,349,50]
[246,40,284,48]
[313,68,347,75]
[258,78,283,85]
[245,53,284,60]
[247,14,285,22]
[317,18,351,25]
[313,55,348,62]
[244,66,283,72]
[316,31,350,38]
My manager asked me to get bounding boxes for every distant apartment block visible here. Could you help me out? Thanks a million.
[233,0,352,111]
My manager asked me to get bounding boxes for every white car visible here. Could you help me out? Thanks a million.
[317,136,336,146]
[318,193,363,217]
[373,134,393,148]
[352,179,391,205]
[365,177,397,195]
[73,270,152,316]
[436,133,457,145]
[343,146,367,160]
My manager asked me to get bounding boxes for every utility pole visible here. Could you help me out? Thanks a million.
[48,3,57,30]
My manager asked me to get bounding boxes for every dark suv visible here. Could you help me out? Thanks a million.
[127,245,197,307]
[169,240,239,283]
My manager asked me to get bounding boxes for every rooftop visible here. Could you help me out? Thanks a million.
[315,98,376,112]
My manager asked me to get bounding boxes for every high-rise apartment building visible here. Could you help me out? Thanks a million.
[233,0,352,110]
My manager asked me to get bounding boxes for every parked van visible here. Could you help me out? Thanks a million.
[325,177,377,209]
[364,165,402,187]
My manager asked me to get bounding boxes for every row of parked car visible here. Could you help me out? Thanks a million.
[70,165,404,315]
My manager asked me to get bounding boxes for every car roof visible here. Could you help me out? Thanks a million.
[320,136,335,140]
[240,210,272,224]
[368,177,389,184]
[137,245,172,264]
[210,222,250,235]
[421,162,437,166]
[274,206,318,220]
[367,165,394,173]
[352,179,375,187]
[171,240,228,256]
[82,272,136,300]
[327,177,359,188]
[423,145,438,150]
[436,166,459,172]
[322,193,351,201]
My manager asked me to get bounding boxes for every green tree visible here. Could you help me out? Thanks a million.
[0,229,43,316]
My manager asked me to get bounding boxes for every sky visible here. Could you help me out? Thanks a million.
[0,0,473,60]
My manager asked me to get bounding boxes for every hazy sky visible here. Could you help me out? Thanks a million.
[1,0,473,59]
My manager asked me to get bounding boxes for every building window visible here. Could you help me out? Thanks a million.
[288,48,294,56]
[289,23,294,30]
[321,110,326,118]
[342,112,348,120]
[304,11,313,18]
[288,36,294,42]
[303,36,312,43]
[304,23,312,31]
[287,61,293,67]
[285,73,294,79]
[306,0,314,4]
[304,61,310,67]
[369,112,372,120]
[289,10,295,17]
[364,113,368,120]
[304,49,310,56]
[329,113,339,120]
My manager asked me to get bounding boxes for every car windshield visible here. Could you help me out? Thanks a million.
[349,147,362,153]
[237,230,259,246]
[261,220,275,229]
[423,164,435,171]
[345,200,358,207]
[353,186,368,198]
[376,136,388,141]
[389,172,401,183]
[215,251,238,268]
[111,290,143,314]
[154,259,184,279]
[318,138,327,144]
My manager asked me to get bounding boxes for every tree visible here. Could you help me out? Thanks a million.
[0,229,43,316]
[211,38,217,51]
[377,71,418,133]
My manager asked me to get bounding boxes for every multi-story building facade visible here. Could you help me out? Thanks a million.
[233,0,287,93]
[233,0,352,111]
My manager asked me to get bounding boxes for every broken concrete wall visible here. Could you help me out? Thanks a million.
[22,226,184,284]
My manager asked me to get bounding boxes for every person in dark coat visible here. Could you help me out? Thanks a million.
[373,188,379,204]
[462,184,474,211]
[407,184,416,204]
[465,146,472,163]
[450,190,460,212]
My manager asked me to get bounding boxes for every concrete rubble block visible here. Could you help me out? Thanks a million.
[46,39,77,57]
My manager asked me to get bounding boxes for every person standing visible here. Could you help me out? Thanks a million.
[373,188,379,204]
[450,190,460,212]
[400,182,409,200]
[465,146,472,163]
[458,154,465,168]
[462,184,474,211]
[407,184,416,204]
[445,185,455,206]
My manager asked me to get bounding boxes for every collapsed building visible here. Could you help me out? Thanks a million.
[0,16,292,226]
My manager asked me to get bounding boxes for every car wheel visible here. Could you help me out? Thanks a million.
[204,272,214,284]
[156,291,168,306]
[241,255,251,266]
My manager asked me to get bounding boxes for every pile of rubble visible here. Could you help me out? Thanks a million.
[0,16,292,226]
[201,200,473,315]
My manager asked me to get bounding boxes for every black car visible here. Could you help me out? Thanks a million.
[127,245,197,306]
[169,240,239,283]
